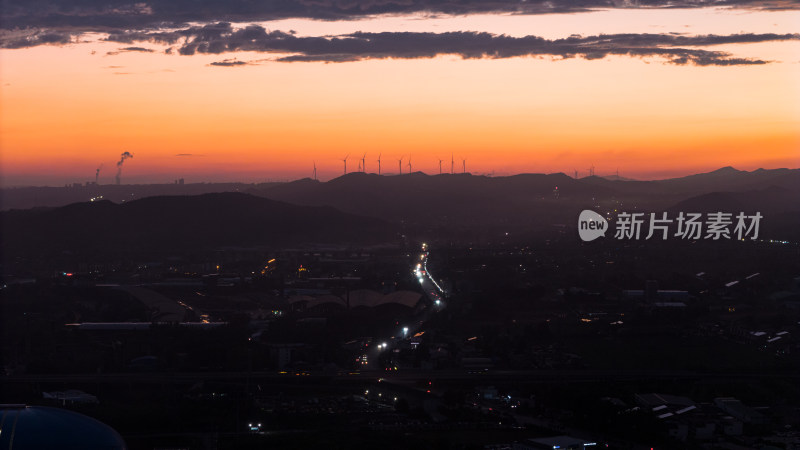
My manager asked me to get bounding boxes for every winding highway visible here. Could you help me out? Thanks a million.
[414,242,446,308]
[367,242,447,367]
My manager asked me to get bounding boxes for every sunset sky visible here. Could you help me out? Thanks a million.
[1,1,798,185]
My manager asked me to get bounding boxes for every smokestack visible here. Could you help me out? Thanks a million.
[115,152,133,185]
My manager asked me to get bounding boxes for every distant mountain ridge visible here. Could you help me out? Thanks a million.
[2,168,798,253]
[3,167,797,212]
[577,167,800,197]
[243,167,800,228]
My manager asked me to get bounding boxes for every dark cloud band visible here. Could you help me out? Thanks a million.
[2,21,797,66]
[2,0,797,29]
[101,23,797,66]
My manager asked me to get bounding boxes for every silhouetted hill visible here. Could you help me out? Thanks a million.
[665,186,800,240]
[0,193,394,258]
[668,186,800,215]
[659,166,800,194]
[246,171,610,230]
[0,182,274,211]
[602,174,638,181]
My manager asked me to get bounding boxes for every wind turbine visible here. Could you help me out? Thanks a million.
[573,169,578,179]
[438,159,443,175]
[342,154,349,175]
[407,155,412,174]
[377,153,382,175]
[313,161,317,181]
[450,153,454,175]
[361,153,367,173]
[462,158,466,174]
[397,156,403,175]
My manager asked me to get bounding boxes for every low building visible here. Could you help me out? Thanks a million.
[714,397,768,425]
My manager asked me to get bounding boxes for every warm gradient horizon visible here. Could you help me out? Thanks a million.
[1,3,799,186]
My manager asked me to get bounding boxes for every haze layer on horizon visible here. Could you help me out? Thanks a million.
[1,2,799,186]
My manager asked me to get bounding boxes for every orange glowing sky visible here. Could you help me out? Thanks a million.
[1,8,799,185]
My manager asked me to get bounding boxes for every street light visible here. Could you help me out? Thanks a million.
[403,327,408,338]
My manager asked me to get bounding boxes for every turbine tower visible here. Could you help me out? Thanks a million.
[342,154,349,175]
[361,153,367,173]
[377,153,382,175]
[450,153,454,175]
[462,158,466,174]
[438,159,443,175]
[407,155,412,174]
[313,161,317,181]
[397,156,403,175]
[573,169,578,179]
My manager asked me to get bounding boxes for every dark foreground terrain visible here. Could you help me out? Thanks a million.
[2,168,800,449]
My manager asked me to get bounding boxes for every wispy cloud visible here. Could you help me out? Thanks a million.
[106,46,155,55]
[209,58,250,66]
[119,46,154,52]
